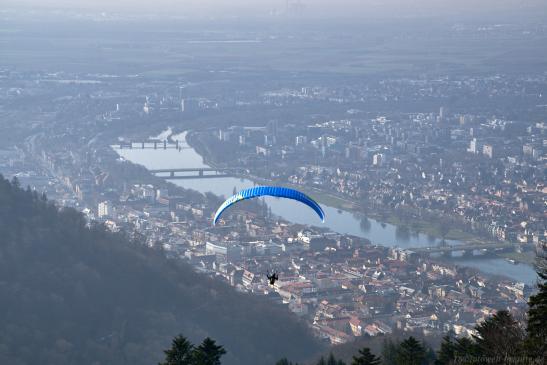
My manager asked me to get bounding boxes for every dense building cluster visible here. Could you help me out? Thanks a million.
[0,66,544,346]
[205,100,546,246]
[122,205,532,345]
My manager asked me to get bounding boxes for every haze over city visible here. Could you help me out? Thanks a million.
[0,0,545,364]
[5,0,547,18]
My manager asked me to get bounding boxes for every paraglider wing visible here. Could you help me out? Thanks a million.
[213,186,325,225]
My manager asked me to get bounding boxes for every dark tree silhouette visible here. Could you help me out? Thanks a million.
[453,337,478,359]
[395,336,427,365]
[526,254,547,358]
[351,347,381,365]
[434,335,454,365]
[0,175,322,365]
[472,310,525,359]
[159,335,194,365]
[192,337,226,365]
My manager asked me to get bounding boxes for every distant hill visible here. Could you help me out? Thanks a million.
[0,176,322,365]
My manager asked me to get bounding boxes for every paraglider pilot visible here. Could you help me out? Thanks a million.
[266,271,279,286]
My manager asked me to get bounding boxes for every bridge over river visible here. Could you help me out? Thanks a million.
[149,167,247,179]
[117,140,190,150]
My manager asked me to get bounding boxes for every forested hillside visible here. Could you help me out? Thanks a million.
[0,176,322,365]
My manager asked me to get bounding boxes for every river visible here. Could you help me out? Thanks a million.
[113,131,537,284]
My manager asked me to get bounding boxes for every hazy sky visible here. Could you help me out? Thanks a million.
[6,0,547,19]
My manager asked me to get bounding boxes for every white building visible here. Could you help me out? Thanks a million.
[98,201,110,218]
[295,135,307,146]
[467,138,478,154]
[205,241,243,262]
[372,153,383,166]
[483,144,493,159]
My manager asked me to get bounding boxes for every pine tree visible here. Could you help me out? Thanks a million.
[526,254,547,358]
[395,336,427,365]
[159,335,194,365]
[472,310,525,359]
[192,337,226,365]
[317,356,327,365]
[453,337,478,359]
[351,347,381,365]
[435,335,455,365]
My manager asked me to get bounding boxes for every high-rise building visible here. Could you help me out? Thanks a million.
[98,201,110,218]
[467,138,478,154]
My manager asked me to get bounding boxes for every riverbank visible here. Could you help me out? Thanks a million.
[185,129,542,277]
[187,130,495,246]
[498,251,538,266]
[114,130,538,284]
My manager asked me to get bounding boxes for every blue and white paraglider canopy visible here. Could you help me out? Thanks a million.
[213,186,325,225]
